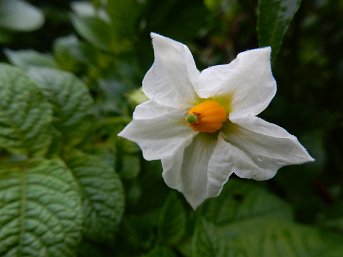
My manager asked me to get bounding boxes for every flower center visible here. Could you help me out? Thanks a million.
[185,100,227,133]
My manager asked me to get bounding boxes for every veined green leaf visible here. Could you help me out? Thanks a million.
[192,218,227,257]
[27,68,94,147]
[65,152,124,243]
[200,180,293,225]
[190,218,343,257]
[0,0,44,31]
[5,49,58,70]
[190,182,343,257]
[0,159,83,257]
[219,220,343,257]
[0,64,52,156]
[158,193,187,245]
[257,0,302,60]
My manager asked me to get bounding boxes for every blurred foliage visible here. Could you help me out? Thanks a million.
[0,0,342,256]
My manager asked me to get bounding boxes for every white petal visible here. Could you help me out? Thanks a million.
[226,115,314,180]
[131,99,170,119]
[196,47,276,117]
[161,134,217,209]
[217,134,277,180]
[118,100,196,160]
[206,135,235,197]
[142,33,200,109]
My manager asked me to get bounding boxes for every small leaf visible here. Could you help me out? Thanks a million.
[71,1,109,21]
[27,68,94,147]
[257,0,302,60]
[0,64,52,156]
[65,152,125,243]
[0,0,44,31]
[0,159,83,257]
[71,15,115,52]
[71,13,132,54]
[158,193,187,245]
[53,35,95,72]
[5,49,58,70]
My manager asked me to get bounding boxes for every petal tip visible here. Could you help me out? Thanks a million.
[187,198,203,211]
[150,32,170,44]
[297,143,316,164]
[117,130,125,138]
[262,46,272,51]
[150,32,159,39]
[305,153,315,163]
[257,46,272,58]
[117,129,132,143]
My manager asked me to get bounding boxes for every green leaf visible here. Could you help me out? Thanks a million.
[190,182,343,257]
[118,154,140,180]
[158,193,187,245]
[192,218,227,257]
[116,138,140,180]
[144,1,207,42]
[71,1,109,21]
[0,0,44,31]
[53,35,97,73]
[27,68,94,147]
[119,212,158,251]
[0,64,52,156]
[131,160,169,212]
[71,13,132,54]
[71,15,114,52]
[5,49,58,70]
[190,218,343,257]
[0,159,83,257]
[257,0,302,60]
[53,36,80,71]
[65,152,125,243]
[200,180,293,225]
[219,220,343,257]
[107,0,140,37]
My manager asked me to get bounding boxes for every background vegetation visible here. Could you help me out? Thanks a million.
[0,0,342,256]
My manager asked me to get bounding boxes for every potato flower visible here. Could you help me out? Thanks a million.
[119,33,314,209]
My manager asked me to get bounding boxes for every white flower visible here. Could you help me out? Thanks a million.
[118,33,314,209]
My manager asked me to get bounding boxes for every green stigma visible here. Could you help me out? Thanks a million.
[186,113,198,123]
